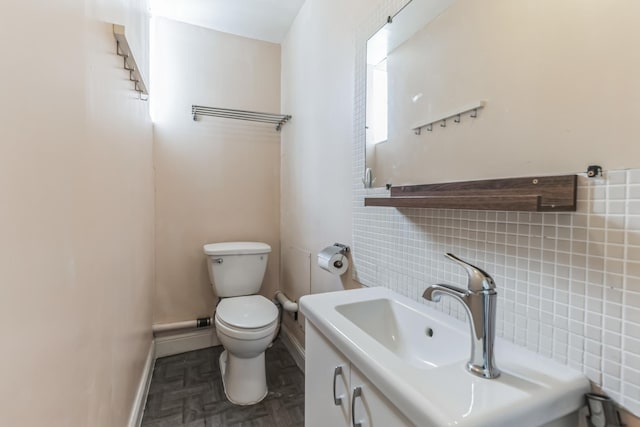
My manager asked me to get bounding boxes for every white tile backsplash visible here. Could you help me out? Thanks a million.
[352,0,640,416]
[352,171,640,417]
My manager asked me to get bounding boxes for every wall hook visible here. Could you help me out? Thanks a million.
[124,58,135,72]
[113,24,148,98]
[410,101,486,135]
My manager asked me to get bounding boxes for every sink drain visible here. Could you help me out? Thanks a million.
[425,327,434,337]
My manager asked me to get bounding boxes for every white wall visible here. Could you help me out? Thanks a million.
[283,0,640,422]
[280,0,370,338]
[0,0,154,425]
[152,18,281,323]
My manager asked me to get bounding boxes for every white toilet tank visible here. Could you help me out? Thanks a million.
[203,242,271,297]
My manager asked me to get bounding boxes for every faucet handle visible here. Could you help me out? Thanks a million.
[444,253,496,292]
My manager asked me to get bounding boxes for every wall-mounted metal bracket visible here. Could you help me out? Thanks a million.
[585,393,624,427]
[113,24,149,101]
[586,165,603,178]
[332,243,350,255]
[192,105,291,131]
[412,101,486,135]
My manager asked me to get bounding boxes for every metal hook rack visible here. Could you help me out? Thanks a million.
[113,24,149,101]
[192,105,292,131]
[412,100,486,135]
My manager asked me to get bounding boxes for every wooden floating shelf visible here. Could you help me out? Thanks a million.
[364,175,577,212]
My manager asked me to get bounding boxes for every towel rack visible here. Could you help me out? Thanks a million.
[113,24,148,100]
[192,105,292,131]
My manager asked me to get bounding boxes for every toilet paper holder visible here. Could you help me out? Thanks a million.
[318,243,351,275]
[331,244,350,269]
[332,243,350,255]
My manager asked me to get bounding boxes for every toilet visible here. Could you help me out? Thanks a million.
[203,241,279,405]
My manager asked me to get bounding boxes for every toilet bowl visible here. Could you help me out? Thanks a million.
[203,242,278,405]
[214,295,279,404]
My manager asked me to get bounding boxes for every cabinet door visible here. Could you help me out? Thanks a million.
[305,322,350,427]
[350,365,414,427]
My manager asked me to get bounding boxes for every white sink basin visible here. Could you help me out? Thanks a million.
[300,287,590,427]
[335,298,467,369]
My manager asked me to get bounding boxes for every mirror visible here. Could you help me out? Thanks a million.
[365,0,640,188]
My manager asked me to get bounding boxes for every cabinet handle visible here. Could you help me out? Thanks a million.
[332,366,344,405]
[351,386,363,427]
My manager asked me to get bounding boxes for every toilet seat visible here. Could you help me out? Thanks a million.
[215,315,277,340]
[215,295,278,340]
[216,295,278,328]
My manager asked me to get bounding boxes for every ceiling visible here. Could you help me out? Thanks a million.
[150,0,306,44]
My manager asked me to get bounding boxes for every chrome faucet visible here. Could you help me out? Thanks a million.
[423,253,500,379]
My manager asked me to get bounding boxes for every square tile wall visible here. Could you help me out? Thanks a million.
[352,0,640,416]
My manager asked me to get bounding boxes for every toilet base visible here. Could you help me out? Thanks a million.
[219,350,268,406]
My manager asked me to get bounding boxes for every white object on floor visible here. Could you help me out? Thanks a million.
[204,241,279,405]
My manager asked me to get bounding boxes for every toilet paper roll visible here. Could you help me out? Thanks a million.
[318,246,349,275]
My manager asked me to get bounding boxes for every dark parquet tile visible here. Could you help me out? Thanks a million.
[141,338,304,427]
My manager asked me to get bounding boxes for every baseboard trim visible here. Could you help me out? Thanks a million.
[128,339,155,427]
[154,327,220,358]
[280,324,305,373]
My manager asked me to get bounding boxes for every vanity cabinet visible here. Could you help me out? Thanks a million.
[305,322,413,427]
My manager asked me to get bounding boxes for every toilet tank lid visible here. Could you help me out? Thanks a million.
[204,242,271,256]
